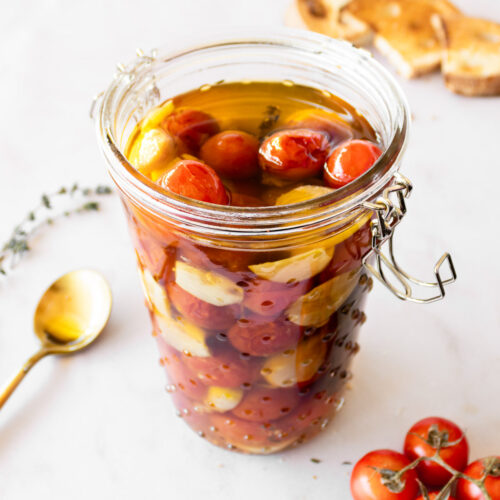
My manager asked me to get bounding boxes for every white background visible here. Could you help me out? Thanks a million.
[0,1,499,499]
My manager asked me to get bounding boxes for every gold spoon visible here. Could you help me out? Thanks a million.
[0,269,112,410]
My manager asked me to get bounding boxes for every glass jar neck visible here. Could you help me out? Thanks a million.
[97,29,410,242]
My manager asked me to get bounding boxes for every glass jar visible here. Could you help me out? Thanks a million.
[94,29,456,454]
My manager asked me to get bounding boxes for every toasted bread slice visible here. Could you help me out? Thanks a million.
[432,14,500,96]
[290,0,373,46]
[342,0,460,78]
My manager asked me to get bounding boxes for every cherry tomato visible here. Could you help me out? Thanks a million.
[157,338,207,400]
[259,129,330,181]
[404,417,469,488]
[457,457,500,500]
[324,139,382,189]
[351,450,419,500]
[274,389,337,434]
[416,494,457,500]
[200,130,260,180]
[320,222,372,280]
[167,282,239,331]
[209,413,289,451]
[232,387,300,423]
[242,278,311,318]
[227,316,302,356]
[163,108,219,154]
[158,159,229,205]
[286,109,353,144]
[184,347,260,388]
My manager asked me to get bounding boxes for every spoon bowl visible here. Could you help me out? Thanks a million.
[0,269,112,410]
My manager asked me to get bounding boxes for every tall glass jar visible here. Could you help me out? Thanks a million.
[94,29,455,454]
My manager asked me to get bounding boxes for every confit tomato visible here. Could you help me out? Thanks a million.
[351,450,419,500]
[320,222,372,280]
[167,282,239,331]
[231,387,300,423]
[285,109,353,144]
[457,458,500,500]
[158,159,229,205]
[200,130,260,180]
[163,108,219,154]
[242,277,311,318]
[184,347,260,389]
[404,417,469,489]
[227,316,302,356]
[157,338,207,400]
[324,139,382,189]
[259,129,330,181]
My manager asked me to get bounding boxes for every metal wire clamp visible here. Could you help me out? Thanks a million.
[362,173,457,303]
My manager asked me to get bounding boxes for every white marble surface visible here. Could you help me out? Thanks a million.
[0,1,499,498]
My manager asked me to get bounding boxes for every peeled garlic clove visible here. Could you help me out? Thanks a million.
[175,261,244,306]
[156,313,210,358]
[138,268,170,318]
[286,270,359,327]
[249,247,334,283]
[261,334,327,388]
[129,128,176,174]
[204,386,243,412]
[275,185,334,206]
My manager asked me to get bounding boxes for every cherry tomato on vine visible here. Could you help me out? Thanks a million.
[158,159,229,205]
[259,129,330,180]
[416,493,457,500]
[456,457,500,500]
[324,139,382,189]
[350,449,419,500]
[404,416,469,489]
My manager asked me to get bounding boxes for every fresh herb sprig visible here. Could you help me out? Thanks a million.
[0,184,113,277]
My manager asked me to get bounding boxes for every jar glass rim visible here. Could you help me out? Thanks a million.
[96,28,410,234]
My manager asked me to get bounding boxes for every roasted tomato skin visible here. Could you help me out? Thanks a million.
[285,109,353,144]
[158,159,229,205]
[167,282,239,331]
[231,387,300,423]
[163,108,219,154]
[200,130,260,180]
[456,458,500,500]
[324,139,382,189]
[259,129,330,181]
[404,417,469,488]
[351,449,419,500]
[184,348,260,389]
[227,316,302,356]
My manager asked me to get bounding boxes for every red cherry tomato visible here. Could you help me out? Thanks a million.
[286,109,353,144]
[273,389,337,433]
[158,159,229,205]
[227,316,302,356]
[184,348,260,388]
[457,458,500,500]
[157,338,207,400]
[163,108,219,154]
[351,450,419,500]
[242,278,311,318]
[320,222,372,280]
[167,282,238,331]
[232,387,300,423]
[259,129,330,181]
[404,417,469,489]
[416,493,457,500]
[200,130,260,180]
[324,139,382,189]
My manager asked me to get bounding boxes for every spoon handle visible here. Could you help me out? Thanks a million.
[0,349,48,411]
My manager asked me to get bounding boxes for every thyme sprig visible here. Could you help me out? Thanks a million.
[0,183,113,277]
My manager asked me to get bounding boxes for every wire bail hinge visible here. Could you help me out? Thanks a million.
[362,173,456,304]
